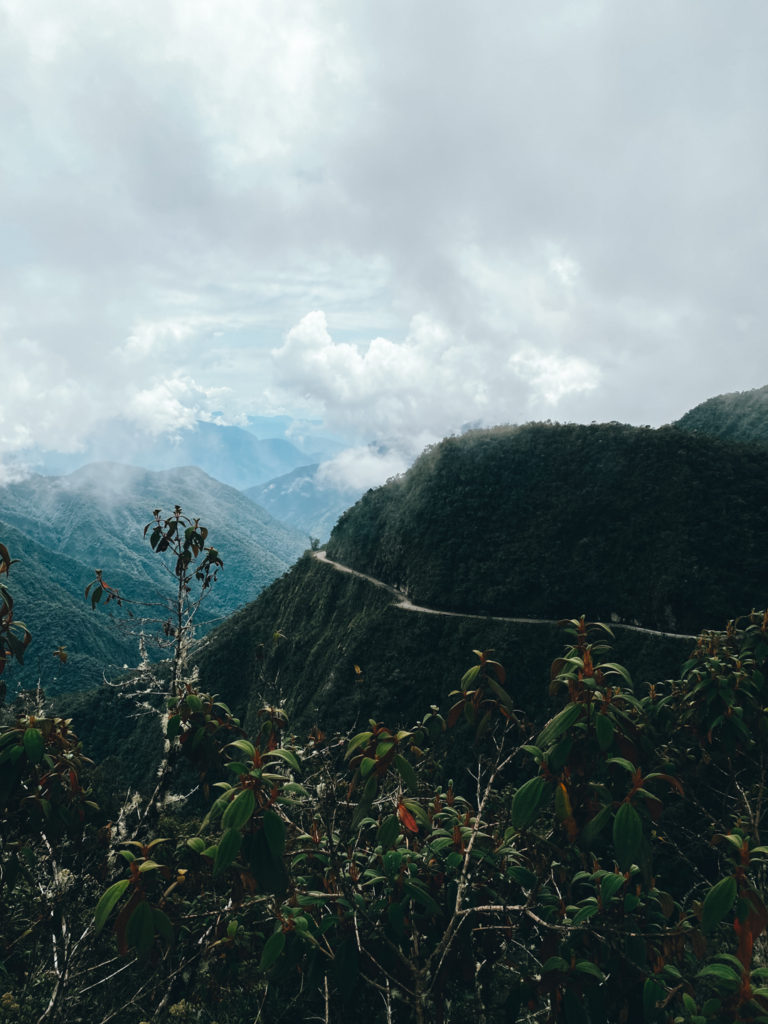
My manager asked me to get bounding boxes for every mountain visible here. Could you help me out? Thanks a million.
[673,384,768,444]
[183,419,768,738]
[26,420,318,490]
[0,463,307,693]
[326,422,768,635]
[243,464,361,542]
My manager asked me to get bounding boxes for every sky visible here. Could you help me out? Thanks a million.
[1,0,767,488]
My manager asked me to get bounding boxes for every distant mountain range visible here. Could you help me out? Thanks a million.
[24,417,346,491]
[0,463,306,693]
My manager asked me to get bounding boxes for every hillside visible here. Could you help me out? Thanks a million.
[0,463,306,692]
[674,384,768,444]
[326,422,768,634]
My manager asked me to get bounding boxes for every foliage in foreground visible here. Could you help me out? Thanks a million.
[4,537,768,1022]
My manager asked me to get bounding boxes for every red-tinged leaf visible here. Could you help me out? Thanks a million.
[446,700,465,729]
[397,802,418,833]
[644,772,684,796]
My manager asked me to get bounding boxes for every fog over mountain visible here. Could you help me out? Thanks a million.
[2,3,767,491]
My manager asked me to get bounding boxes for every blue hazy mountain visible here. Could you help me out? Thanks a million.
[24,418,342,491]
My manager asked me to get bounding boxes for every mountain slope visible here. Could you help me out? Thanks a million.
[673,384,768,444]
[191,553,693,738]
[326,422,768,634]
[0,463,307,692]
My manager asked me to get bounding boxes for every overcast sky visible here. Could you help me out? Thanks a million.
[1,0,767,486]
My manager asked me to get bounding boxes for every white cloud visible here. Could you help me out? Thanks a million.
[2,0,768,478]
[272,309,600,466]
[125,377,231,436]
[316,446,409,493]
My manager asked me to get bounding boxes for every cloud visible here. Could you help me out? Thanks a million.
[315,446,409,493]
[1,0,768,481]
[272,309,600,465]
[125,377,231,436]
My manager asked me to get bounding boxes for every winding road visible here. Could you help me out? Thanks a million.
[312,550,698,642]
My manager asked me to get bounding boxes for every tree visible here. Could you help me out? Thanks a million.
[86,506,223,696]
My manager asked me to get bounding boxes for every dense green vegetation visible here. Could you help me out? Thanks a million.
[327,423,768,633]
[189,553,692,740]
[5,400,768,1022]
[4,529,768,1022]
[674,385,768,444]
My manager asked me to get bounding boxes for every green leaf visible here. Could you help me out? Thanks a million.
[153,908,174,946]
[94,879,130,935]
[394,753,418,793]
[226,738,256,759]
[264,748,301,773]
[542,956,569,973]
[595,713,614,751]
[126,900,155,957]
[537,703,582,749]
[508,865,537,889]
[461,664,482,691]
[138,860,163,873]
[573,960,604,980]
[22,728,44,764]
[572,903,599,924]
[511,776,548,829]
[601,662,634,688]
[262,809,286,860]
[186,837,205,854]
[601,873,626,903]
[259,929,286,971]
[213,827,242,877]
[201,788,232,829]
[222,788,256,831]
[377,814,400,849]
[360,756,376,778]
[697,962,741,985]
[613,801,642,871]
[487,677,515,710]
[402,798,430,828]
[702,876,737,934]
[606,757,636,774]
[579,804,612,849]
[643,977,665,1022]
[346,731,373,759]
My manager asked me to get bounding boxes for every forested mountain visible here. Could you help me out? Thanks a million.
[7,407,768,1023]
[326,422,768,634]
[674,383,768,443]
[0,463,306,692]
